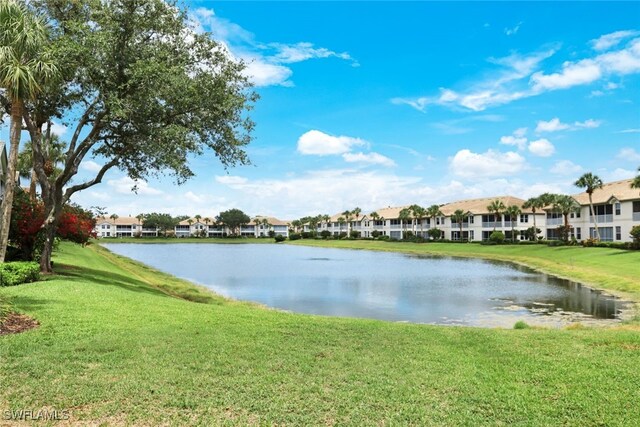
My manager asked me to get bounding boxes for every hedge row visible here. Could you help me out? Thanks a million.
[0,262,40,287]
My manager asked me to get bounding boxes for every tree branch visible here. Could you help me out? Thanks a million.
[63,159,118,203]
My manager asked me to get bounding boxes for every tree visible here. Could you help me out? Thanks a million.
[337,216,346,233]
[218,209,250,236]
[410,205,426,237]
[143,213,178,236]
[398,208,412,240]
[631,167,640,190]
[5,0,256,272]
[522,196,544,241]
[0,0,58,263]
[504,205,522,242]
[487,199,506,231]
[322,214,331,230]
[17,135,65,201]
[352,207,361,234]
[109,213,119,221]
[451,209,466,242]
[552,195,580,242]
[342,210,353,235]
[575,172,603,241]
[426,204,443,234]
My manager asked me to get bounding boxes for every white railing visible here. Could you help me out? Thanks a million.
[482,221,501,228]
[590,214,613,223]
[546,218,563,226]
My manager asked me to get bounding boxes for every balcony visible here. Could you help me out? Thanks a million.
[546,218,563,226]
[503,221,513,228]
[390,224,402,230]
[482,221,502,228]
[590,214,613,224]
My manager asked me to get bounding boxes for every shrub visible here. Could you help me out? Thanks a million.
[378,235,390,241]
[630,225,640,249]
[427,228,442,240]
[489,231,505,244]
[289,233,301,241]
[0,262,40,287]
[301,231,313,239]
[274,234,286,243]
[523,226,541,241]
[581,238,596,247]
[320,230,331,239]
[371,230,380,238]
[268,230,275,238]
[349,230,361,239]
[338,232,348,239]
[513,320,530,330]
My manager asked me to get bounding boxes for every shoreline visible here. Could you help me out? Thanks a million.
[98,240,639,327]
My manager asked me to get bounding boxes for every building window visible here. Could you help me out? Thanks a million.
[576,227,581,240]
[520,214,529,223]
[616,226,621,241]
[468,215,474,224]
[615,202,621,215]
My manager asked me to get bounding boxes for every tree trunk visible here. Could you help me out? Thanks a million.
[39,218,58,273]
[29,169,38,202]
[0,99,24,262]
[532,208,537,241]
[589,194,600,241]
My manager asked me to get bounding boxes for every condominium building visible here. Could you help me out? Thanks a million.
[95,216,154,238]
[546,179,640,242]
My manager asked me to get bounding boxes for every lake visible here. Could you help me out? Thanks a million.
[102,243,627,327]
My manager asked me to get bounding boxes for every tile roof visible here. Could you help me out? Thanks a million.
[572,179,639,204]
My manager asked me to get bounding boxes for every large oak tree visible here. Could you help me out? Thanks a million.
[1,0,257,271]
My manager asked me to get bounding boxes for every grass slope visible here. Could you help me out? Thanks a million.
[0,242,639,425]
[290,240,640,299]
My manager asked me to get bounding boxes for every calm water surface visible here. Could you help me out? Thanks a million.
[103,243,626,327]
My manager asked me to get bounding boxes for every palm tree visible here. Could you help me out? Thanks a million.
[575,172,603,241]
[410,205,426,237]
[505,205,522,242]
[0,0,58,262]
[398,208,412,239]
[352,207,362,234]
[522,196,544,241]
[110,213,119,221]
[337,216,346,234]
[426,204,443,232]
[321,214,331,231]
[342,210,353,235]
[17,135,66,201]
[552,195,580,242]
[631,167,640,190]
[487,199,506,232]
[451,209,466,241]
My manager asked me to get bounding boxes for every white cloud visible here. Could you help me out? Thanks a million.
[574,119,601,129]
[616,147,640,162]
[535,117,601,132]
[215,175,249,185]
[528,138,555,157]
[531,59,602,91]
[536,118,570,132]
[191,7,357,87]
[342,152,396,167]
[106,176,163,196]
[604,168,636,181]
[42,121,67,137]
[80,160,103,173]
[617,128,640,133]
[504,22,522,36]
[550,160,583,175]
[499,127,528,150]
[394,34,640,112]
[297,130,367,156]
[449,149,527,178]
[242,58,293,87]
[591,30,640,51]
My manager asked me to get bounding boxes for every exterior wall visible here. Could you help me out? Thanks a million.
[558,200,640,243]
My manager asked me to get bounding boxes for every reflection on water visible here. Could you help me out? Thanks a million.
[102,243,629,327]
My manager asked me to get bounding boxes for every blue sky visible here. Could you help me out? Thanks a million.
[4,1,640,219]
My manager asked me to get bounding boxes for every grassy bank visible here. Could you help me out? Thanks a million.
[1,242,640,425]
[289,240,640,300]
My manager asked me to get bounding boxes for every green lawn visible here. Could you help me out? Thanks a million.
[1,242,640,425]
